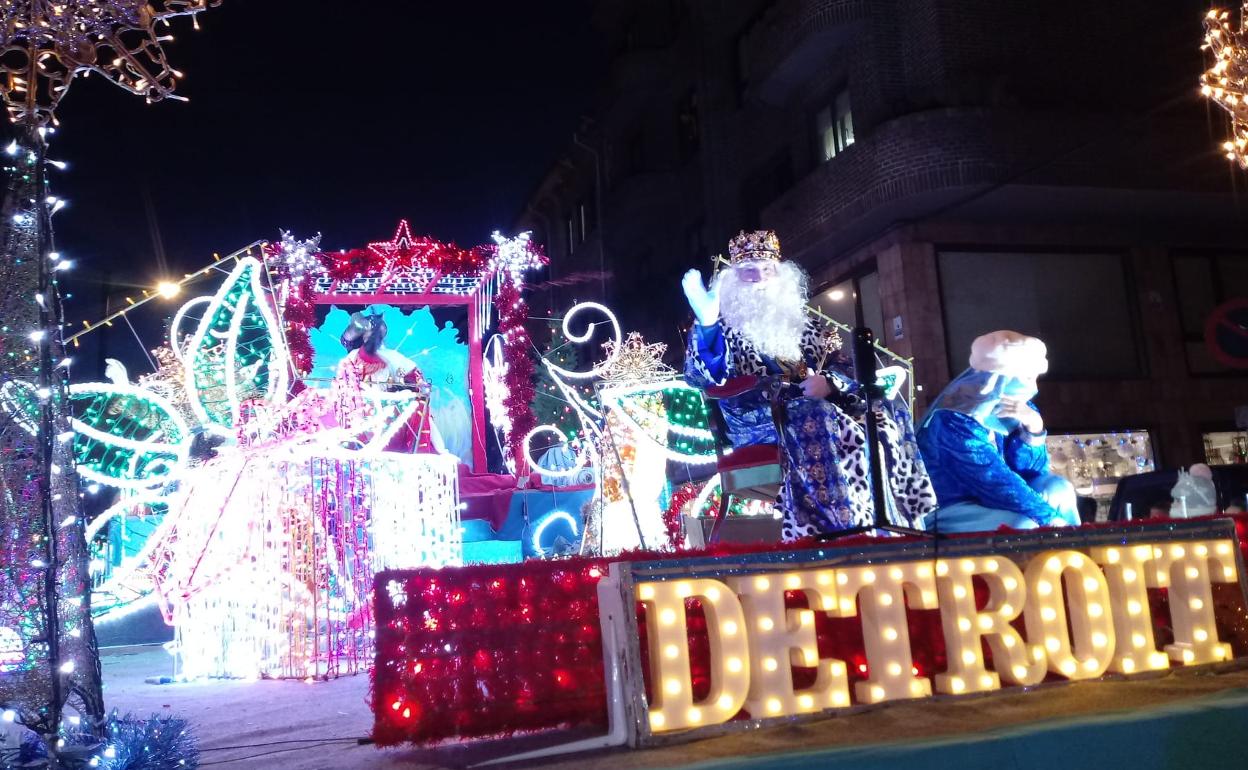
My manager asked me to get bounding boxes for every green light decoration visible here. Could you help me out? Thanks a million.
[69,386,190,490]
[185,256,291,430]
[662,385,715,457]
[2,260,289,491]
[601,383,717,465]
[1,380,191,490]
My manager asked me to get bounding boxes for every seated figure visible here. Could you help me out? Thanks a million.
[917,331,1079,533]
[336,311,446,454]
[683,230,935,540]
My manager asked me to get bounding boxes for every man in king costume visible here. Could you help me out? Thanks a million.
[683,230,936,540]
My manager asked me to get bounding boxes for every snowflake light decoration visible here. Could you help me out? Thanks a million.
[270,229,324,281]
[489,230,546,287]
[0,0,219,126]
[600,332,674,383]
[1203,4,1248,167]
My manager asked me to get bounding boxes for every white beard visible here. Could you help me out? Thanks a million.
[718,262,809,361]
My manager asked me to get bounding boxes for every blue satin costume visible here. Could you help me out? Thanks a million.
[916,368,1079,533]
[686,320,936,539]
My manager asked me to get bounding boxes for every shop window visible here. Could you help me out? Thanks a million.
[812,268,884,340]
[1172,253,1248,374]
[937,251,1142,379]
[814,90,855,162]
[1203,430,1248,466]
[1046,430,1156,521]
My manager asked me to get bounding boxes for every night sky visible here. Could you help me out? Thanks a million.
[11,2,604,374]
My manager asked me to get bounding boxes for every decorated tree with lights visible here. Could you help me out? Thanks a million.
[0,129,104,749]
[531,324,596,441]
[0,1,218,764]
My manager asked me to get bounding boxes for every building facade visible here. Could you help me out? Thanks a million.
[516,0,1248,477]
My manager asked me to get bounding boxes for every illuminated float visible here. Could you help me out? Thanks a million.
[18,220,1248,761]
[40,222,553,678]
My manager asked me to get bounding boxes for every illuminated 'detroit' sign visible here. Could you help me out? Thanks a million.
[597,522,1246,740]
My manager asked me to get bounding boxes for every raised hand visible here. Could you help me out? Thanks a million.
[995,397,1044,434]
[682,268,720,327]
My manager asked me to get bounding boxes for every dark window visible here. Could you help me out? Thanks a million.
[814,90,855,162]
[937,251,1142,379]
[1172,254,1248,374]
[677,89,700,160]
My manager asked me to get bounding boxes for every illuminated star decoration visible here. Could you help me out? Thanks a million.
[1203,4,1248,168]
[361,219,488,291]
[600,332,675,383]
[367,219,420,289]
[0,0,219,126]
[272,229,323,281]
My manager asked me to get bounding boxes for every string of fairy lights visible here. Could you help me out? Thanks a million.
[65,240,266,347]
[1203,4,1248,168]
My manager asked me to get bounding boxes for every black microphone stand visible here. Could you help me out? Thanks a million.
[818,327,935,540]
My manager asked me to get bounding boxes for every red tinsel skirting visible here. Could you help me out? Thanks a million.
[372,514,1248,746]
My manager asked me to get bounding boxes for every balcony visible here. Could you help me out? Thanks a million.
[740,0,865,105]
[760,108,1234,267]
[760,109,1067,262]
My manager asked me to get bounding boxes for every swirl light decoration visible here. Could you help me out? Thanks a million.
[513,302,621,477]
[0,0,219,126]
[1203,5,1248,167]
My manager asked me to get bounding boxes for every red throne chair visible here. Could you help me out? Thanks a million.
[701,375,787,544]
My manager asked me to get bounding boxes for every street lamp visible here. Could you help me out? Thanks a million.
[156,280,181,300]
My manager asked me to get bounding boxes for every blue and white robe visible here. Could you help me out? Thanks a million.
[685,318,936,540]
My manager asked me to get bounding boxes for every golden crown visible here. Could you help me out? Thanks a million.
[727,230,782,264]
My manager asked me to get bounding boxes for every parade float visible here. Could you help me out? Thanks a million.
[26,220,1246,765]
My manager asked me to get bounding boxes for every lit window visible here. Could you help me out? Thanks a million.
[1203,431,1248,466]
[816,91,854,162]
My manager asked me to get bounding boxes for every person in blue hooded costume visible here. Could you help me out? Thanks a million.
[917,330,1080,532]
[683,230,936,541]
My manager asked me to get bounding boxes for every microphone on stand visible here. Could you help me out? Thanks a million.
[816,327,934,540]
[852,327,881,399]
[852,328,889,529]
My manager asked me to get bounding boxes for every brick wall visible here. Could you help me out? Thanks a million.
[517,0,1248,465]
[836,223,1248,466]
